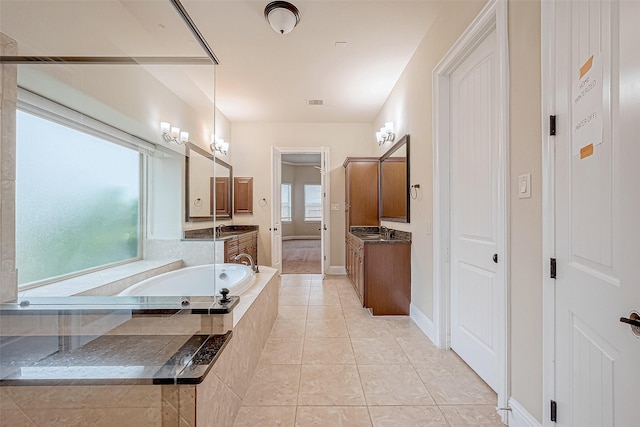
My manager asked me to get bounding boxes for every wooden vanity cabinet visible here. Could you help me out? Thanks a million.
[224,231,258,265]
[343,158,379,231]
[346,233,411,315]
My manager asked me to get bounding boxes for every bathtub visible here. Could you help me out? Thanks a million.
[118,263,255,296]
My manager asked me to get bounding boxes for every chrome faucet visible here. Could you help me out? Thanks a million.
[380,226,394,240]
[234,253,259,273]
[215,224,226,237]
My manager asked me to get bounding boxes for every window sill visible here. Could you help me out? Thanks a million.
[18,259,184,298]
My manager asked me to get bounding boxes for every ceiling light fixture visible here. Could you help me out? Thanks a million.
[264,1,300,35]
[376,122,396,145]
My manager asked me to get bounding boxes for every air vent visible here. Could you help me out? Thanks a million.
[307,99,324,106]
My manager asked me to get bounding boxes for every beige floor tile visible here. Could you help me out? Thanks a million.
[243,365,301,406]
[260,337,304,364]
[305,318,349,338]
[278,306,308,320]
[233,406,296,427]
[382,317,427,338]
[439,405,504,426]
[295,406,372,427]
[415,364,496,405]
[368,406,448,427]
[345,317,393,338]
[308,293,342,306]
[302,337,356,365]
[298,365,366,406]
[358,365,435,406]
[306,305,344,319]
[395,336,460,365]
[279,294,311,306]
[270,318,307,338]
[281,287,311,296]
[351,338,410,365]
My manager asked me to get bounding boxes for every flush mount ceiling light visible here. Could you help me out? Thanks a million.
[264,1,300,35]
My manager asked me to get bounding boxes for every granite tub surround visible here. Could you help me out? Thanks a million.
[0,266,279,426]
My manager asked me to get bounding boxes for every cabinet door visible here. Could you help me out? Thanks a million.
[234,177,253,214]
[212,177,230,216]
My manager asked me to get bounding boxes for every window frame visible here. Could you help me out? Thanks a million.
[303,183,322,222]
[15,89,150,290]
[281,182,293,223]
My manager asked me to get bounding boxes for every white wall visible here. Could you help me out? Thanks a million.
[230,123,373,267]
[372,0,543,421]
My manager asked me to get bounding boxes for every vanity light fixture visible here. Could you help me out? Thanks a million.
[160,121,185,144]
[376,121,396,145]
[264,1,300,35]
[210,134,230,155]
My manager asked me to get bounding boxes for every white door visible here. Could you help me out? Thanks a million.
[552,1,640,425]
[271,147,282,273]
[320,148,330,276]
[449,28,502,391]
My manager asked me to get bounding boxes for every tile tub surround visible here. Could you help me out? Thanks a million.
[0,266,279,426]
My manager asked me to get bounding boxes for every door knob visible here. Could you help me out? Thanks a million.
[493,254,498,263]
[620,312,640,337]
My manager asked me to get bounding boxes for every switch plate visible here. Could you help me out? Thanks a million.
[518,174,531,199]
[331,203,340,211]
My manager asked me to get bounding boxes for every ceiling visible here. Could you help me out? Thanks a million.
[0,0,444,125]
[183,1,443,123]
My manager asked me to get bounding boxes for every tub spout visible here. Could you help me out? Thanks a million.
[234,253,259,273]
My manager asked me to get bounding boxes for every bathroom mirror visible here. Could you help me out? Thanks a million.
[185,143,233,221]
[379,134,410,223]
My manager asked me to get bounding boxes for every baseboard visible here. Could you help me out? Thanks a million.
[409,303,437,344]
[327,266,347,275]
[508,398,541,427]
[282,235,321,241]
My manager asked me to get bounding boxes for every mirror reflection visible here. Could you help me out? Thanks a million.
[379,134,410,223]
[185,144,233,221]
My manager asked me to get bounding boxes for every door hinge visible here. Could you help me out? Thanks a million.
[550,400,557,422]
[324,255,326,261]
[550,115,557,136]
[550,258,557,279]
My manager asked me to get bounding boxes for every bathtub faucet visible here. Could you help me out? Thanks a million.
[234,253,259,273]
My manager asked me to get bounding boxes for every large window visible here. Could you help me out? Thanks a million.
[304,184,322,221]
[281,183,292,222]
[16,110,142,287]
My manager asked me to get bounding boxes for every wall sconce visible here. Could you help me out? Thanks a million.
[376,122,395,145]
[210,134,230,155]
[160,121,186,144]
[264,1,300,35]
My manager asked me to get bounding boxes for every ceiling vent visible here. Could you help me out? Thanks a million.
[307,99,324,106]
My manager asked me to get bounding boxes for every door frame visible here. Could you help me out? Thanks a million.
[540,1,555,425]
[432,0,510,422]
[271,146,331,275]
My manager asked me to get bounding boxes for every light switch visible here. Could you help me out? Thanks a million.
[331,203,340,211]
[518,174,531,199]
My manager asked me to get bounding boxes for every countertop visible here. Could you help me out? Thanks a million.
[183,225,259,240]
[0,331,232,386]
[349,226,412,244]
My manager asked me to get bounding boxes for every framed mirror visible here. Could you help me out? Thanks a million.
[185,143,233,221]
[379,134,410,223]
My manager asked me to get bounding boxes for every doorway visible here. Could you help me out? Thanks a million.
[433,0,509,422]
[271,147,330,276]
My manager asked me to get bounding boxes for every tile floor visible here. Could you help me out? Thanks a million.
[233,274,504,427]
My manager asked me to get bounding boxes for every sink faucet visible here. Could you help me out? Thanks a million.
[381,226,393,240]
[215,224,226,237]
[234,253,259,273]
